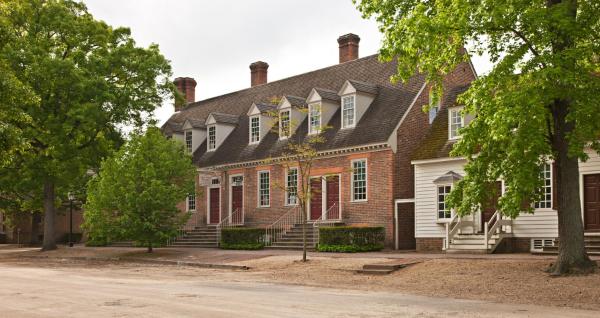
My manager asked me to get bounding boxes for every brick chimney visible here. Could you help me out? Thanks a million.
[173,77,197,111]
[337,33,360,63]
[250,61,269,87]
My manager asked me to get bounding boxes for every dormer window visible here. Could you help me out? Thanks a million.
[341,95,355,128]
[249,116,260,144]
[309,103,321,134]
[185,130,193,152]
[207,125,216,151]
[449,107,464,140]
[279,110,290,139]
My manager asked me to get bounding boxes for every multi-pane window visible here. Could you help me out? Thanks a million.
[185,130,193,152]
[535,163,553,209]
[208,126,216,150]
[309,103,321,134]
[342,95,355,128]
[258,171,270,207]
[280,110,290,139]
[286,168,298,205]
[352,159,367,201]
[449,108,464,139]
[437,185,452,219]
[250,116,260,144]
[187,193,196,211]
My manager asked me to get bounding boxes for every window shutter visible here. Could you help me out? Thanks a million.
[552,162,558,209]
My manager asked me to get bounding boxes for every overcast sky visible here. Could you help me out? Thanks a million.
[83,0,493,126]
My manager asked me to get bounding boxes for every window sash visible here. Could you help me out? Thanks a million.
[208,126,216,150]
[280,111,290,138]
[185,130,193,152]
[258,171,270,207]
[309,103,321,134]
[437,185,452,219]
[286,168,298,205]
[449,109,463,139]
[352,160,367,201]
[250,116,260,143]
[187,193,196,211]
[342,96,355,128]
[534,163,552,209]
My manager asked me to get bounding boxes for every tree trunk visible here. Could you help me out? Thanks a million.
[147,243,153,253]
[302,203,307,262]
[30,212,41,245]
[548,99,597,275]
[41,180,57,251]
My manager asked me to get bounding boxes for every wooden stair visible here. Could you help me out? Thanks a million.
[445,233,502,254]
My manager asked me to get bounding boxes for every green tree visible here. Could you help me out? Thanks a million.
[0,0,174,251]
[356,0,599,274]
[83,127,196,253]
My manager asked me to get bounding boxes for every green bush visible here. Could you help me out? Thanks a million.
[59,233,83,244]
[317,226,385,253]
[220,228,264,250]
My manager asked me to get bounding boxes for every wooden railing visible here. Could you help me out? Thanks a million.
[264,206,302,247]
[216,208,243,245]
[313,203,340,243]
[483,210,512,251]
[444,214,474,249]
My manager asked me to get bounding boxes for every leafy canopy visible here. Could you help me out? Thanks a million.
[0,0,174,220]
[356,0,600,217]
[83,127,196,248]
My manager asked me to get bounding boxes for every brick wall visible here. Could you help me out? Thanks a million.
[415,238,444,252]
[189,148,396,247]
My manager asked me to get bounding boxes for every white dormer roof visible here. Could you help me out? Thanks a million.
[206,112,239,126]
[278,95,306,110]
[338,79,378,96]
[306,88,340,104]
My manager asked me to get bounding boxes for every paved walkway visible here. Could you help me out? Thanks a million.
[0,263,597,318]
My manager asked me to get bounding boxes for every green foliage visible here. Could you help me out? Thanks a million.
[317,226,385,252]
[0,0,176,250]
[83,127,196,251]
[355,0,600,218]
[220,228,265,250]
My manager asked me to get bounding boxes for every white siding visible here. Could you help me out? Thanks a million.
[414,148,600,239]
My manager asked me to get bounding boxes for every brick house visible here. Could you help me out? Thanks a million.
[162,34,477,249]
[411,88,600,253]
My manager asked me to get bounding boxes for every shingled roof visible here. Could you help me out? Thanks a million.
[411,85,471,161]
[208,112,239,125]
[164,54,428,167]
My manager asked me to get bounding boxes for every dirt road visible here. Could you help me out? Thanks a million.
[0,262,597,318]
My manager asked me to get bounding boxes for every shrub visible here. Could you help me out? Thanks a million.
[317,226,385,252]
[220,228,264,250]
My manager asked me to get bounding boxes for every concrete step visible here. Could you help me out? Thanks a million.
[451,239,498,245]
[363,264,406,271]
[265,245,316,251]
[170,244,218,248]
[356,268,395,275]
[445,248,489,254]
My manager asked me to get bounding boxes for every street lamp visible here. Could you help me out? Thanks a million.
[68,192,75,247]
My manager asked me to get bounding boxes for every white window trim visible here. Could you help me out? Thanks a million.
[448,106,465,140]
[279,110,291,140]
[341,94,356,129]
[187,193,196,212]
[534,162,554,211]
[207,125,216,151]
[308,103,322,135]
[184,130,193,152]
[285,167,299,206]
[436,184,453,221]
[350,158,368,202]
[257,170,270,208]
[249,115,260,145]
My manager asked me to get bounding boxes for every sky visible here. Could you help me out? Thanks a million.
[82,0,493,126]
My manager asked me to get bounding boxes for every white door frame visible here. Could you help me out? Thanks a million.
[207,178,221,225]
[308,174,342,221]
[228,174,244,222]
[394,198,415,250]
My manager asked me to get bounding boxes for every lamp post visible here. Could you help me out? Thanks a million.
[68,192,75,247]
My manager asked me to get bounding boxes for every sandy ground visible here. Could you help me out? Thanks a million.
[1,245,599,314]
[0,259,598,318]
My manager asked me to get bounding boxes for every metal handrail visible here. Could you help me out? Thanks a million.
[264,206,302,246]
[216,208,243,245]
[313,203,339,243]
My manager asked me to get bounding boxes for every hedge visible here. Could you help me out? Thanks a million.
[220,228,264,250]
[317,226,385,252]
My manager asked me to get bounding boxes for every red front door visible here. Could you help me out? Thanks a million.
[310,178,322,220]
[326,176,340,219]
[481,181,502,232]
[209,188,220,224]
[584,174,600,231]
[231,185,243,224]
